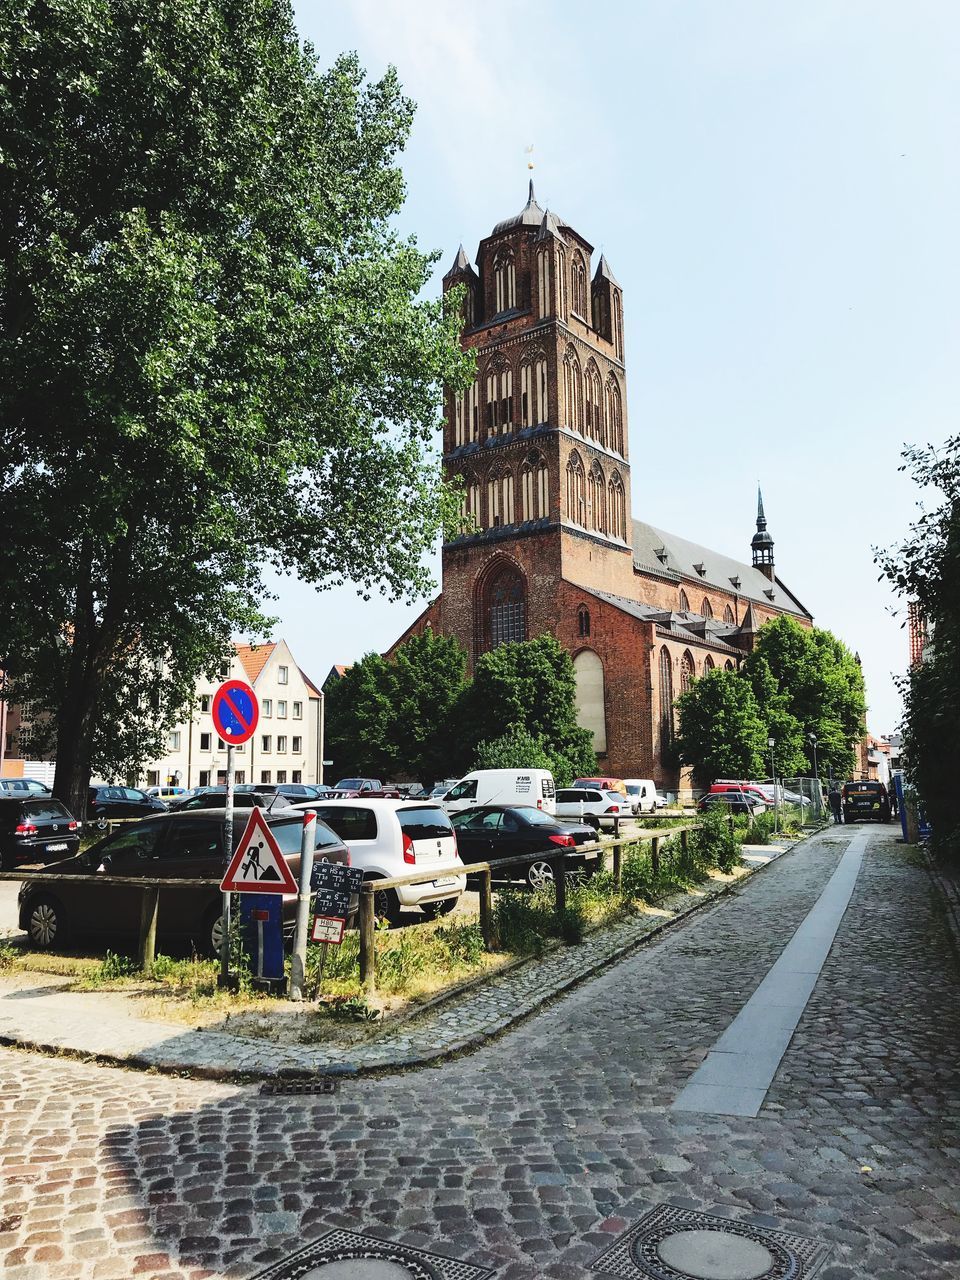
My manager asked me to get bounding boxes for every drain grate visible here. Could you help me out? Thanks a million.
[259,1077,338,1096]
[591,1204,831,1280]
[249,1228,495,1279]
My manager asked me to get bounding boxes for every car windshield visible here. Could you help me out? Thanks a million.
[335,779,364,790]
[514,807,556,826]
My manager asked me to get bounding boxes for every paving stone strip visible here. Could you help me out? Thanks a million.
[0,839,801,1080]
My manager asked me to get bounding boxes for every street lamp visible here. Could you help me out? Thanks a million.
[768,736,779,833]
[808,733,819,816]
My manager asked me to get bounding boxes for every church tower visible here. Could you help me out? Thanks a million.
[751,488,775,581]
[440,184,633,664]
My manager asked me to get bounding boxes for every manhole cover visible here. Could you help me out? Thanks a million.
[591,1204,831,1279]
[656,1230,774,1279]
[250,1229,494,1280]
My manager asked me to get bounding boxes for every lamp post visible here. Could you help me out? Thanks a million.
[808,732,819,817]
[768,735,778,833]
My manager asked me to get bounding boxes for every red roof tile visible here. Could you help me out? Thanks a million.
[234,641,275,684]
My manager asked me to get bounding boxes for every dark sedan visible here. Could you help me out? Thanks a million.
[18,808,350,956]
[697,792,763,816]
[451,804,598,890]
[168,787,292,812]
[88,784,167,829]
[0,797,81,871]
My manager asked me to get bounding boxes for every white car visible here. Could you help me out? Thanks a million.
[291,798,466,923]
[554,787,628,830]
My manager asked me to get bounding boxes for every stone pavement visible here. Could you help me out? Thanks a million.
[1,824,958,1280]
[0,844,788,1079]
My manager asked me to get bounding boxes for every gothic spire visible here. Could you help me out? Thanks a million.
[751,487,775,577]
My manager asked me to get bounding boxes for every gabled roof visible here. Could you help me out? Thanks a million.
[593,254,619,287]
[443,243,477,279]
[631,520,810,618]
[298,666,322,698]
[234,641,275,684]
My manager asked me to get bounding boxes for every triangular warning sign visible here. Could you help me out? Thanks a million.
[220,808,298,895]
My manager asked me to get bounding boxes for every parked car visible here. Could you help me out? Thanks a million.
[87,785,167,829]
[146,786,190,803]
[430,781,458,799]
[332,778,383,794]
[442,769,557,817]
[654,790,670,810]
[842,781,891,823]
[697,791,764,817]
[275,783,338,802]
[450,805,598,890]
[0,796,81,871]
[554,787,626,830]
[291,798,466,923]
[573,776,627,799]
[168,788,292,812]
[0,777,53,798]
[709,781,774,808]
[623,778,657,815]
[18,808,351,955]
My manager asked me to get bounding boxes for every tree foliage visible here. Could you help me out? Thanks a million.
[472,725,559,775]
[0,3,470,811]
[675,669,767,789]
[878,437,960,850]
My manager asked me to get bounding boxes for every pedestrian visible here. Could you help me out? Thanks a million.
[828,784,843,824]
[889,783,899,819]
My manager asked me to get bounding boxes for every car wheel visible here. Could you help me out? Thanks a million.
[372,884,402,925]
[527,860,555,890]
[421,897,457,920]
[94,814,109,832]
[27,895,68,949]
[202,908,225,959]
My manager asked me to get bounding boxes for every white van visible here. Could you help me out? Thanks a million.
[442,769,556,817]
[623,778,657,815]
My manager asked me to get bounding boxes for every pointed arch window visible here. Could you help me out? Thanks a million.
[723,604,735,624]
[577,605,591,638]
[585,362,603,443]
[563,348,583,432]
[566,451,586,525]
[557,247,567,319]
[724,659,735,672]
[500,469,515,526]
[703,654,715,672]
[608,378,624,455]
[535,355,548,424]
[613,291,624,360]
[572,252,588,318]
[680,650,695,694]
[521,451,549,521]
[486,474,501,528]
[494,249,516,313]
[537,247,550,318]
[464,476,481,531]
[484,564,527,650]
[701,598,713,619]
[454,391,464,447]
[608,472,626,541]
[659,646,674,746]
[679,588,690,613]
[520,362,533,427]
[588,460,607,534]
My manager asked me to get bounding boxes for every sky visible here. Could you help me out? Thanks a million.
[273,0,960,735]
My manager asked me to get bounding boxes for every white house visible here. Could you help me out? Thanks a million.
[141,640,324,789]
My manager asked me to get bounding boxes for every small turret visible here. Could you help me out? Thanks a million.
[751,488,775,580]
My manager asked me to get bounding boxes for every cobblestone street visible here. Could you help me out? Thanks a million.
[1,824,958,1280]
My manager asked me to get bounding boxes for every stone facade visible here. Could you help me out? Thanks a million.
[388,185,813,786]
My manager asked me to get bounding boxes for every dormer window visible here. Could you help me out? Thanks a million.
[654,546,668,564]
[729,575,742,589]
[693,562,706,577]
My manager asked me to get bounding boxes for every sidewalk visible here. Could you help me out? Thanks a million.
[0,840,797,1080]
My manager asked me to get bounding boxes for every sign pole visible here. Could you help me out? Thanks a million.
[289,809,317,1002]
[219,742,235,988]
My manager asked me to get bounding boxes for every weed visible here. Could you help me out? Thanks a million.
[0,942,18,971]
[85,950,139,985]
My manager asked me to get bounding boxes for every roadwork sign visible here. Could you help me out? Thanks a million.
[220,808,297,895]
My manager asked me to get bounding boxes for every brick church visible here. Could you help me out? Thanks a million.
[389,183,812,786]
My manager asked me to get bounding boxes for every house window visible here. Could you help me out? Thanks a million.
[278,666,288,685]
[578,606,591,638]
[167,731,181,751]
[200,732,211,751]
[260,770,271,784]
[199,770,211,787]
[261,735,271,753]
[217,737,225,750]
[276,770,287,784]
[262,698,272,717]
[234,770,245,784]
[292,770,302,783]
[277,700,287,718]
[147,770,159,787]
[292,736,302,753]
[200,694,211,713]
[219,661,230,680]
[277,736,287,753]
[293,701,302,719]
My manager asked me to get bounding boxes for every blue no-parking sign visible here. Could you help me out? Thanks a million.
[211,679,259,746]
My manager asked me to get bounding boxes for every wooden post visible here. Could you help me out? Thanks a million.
[612,841,622,890]
[359,886,376,994]
[651,836,661,877]
[552,856,567,919]
[680,827,689,857]
[138,886,159,970]
[478,867,496,950]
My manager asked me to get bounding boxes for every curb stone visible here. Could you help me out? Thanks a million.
[0,828,820,1082]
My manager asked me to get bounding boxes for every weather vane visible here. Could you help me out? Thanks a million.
[525,144,534,172]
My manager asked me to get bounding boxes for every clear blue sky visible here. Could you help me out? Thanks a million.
[275,0,960,735]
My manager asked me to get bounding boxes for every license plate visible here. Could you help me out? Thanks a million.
[432,877,457,888]
[46,843,68,852]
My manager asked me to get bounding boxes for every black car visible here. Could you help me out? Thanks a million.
[451,804,598,890]
[697,792,762,816]
[169,788,293,812]
[0,797,81,871]
[88,785,167,829]
[274,784,336,801]
[18,808,351,955]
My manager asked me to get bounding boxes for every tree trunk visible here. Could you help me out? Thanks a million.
[53,548,99,820]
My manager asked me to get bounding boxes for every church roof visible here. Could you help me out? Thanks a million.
[576,588,742,653]
[492,180,546,235]
[631,519,811,618]
[593,254,619,287]
[443,243,477,280]
[535,209,567,243]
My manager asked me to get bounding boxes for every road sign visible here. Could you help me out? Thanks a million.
[311,862,364,894]
[313,887,351,917]
[220,808,297,894]
[311,915,345,945]
[211,679,259,747]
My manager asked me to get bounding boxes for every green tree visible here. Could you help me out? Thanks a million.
[461,635,596,785]
[324,654,397,782]
[0,4,470,813]
[742,617,866,778]
[472,725,558,774]
[390,629,470,786]
[675,668,767,788]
